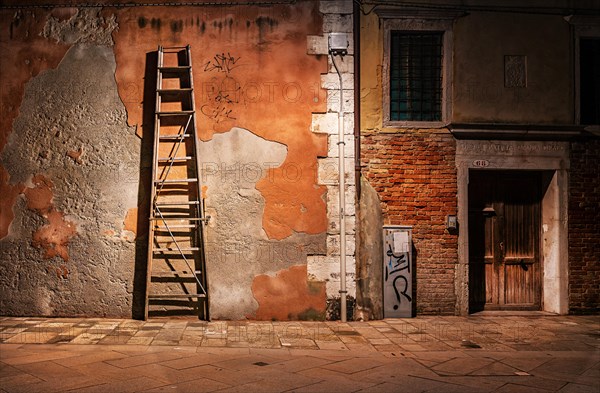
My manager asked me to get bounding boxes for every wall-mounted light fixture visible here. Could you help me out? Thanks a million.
[328,33,349,56]
[446,215,458,230]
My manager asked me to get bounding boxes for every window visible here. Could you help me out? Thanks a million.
[580,38,600,125]
[390,31,443,122]
[568,15,600,125]
[379,11,455,128]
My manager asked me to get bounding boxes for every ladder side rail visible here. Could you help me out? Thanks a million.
[145,46,164,320]
[186,45,205,239]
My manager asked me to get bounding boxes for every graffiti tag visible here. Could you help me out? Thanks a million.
[202,52,241,73]
[385,244,411,310]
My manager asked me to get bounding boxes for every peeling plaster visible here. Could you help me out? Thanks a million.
[23,174,54,214]
[0,2,331,319]
[41,7,117,46]
[199,127,326,319]
[0,9,70,152]
[123,207,138,236]
[66,147,84,164]
[23,174,77,261]
[251,264,326,320]
[112,2,328,240]
[32,210,77,261]
[0,43,140,317]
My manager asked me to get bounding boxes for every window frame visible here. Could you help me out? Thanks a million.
[569,16,600,126]
[382,17,453,129]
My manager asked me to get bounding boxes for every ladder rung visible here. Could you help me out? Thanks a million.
[152,270,203,277]
[154,247,200,252]
[158,88,193,94]
[150,217,203,221]
[157,111,194,116]
[160,45,189,50]
[158,66,191,72]
[148,294,206,299]
[154,224,197,229]
[155,201,200,207]
[154,178,198,184]
[158,134,191,140]
[158,156,192,163]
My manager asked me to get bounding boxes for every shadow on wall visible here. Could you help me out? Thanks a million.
[132,51,157,320]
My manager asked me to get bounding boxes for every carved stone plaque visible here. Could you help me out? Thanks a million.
[505,55,527,88]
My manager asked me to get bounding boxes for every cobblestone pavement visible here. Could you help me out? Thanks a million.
[0,315,598,392]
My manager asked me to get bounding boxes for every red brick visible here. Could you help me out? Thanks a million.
[569,139,600,314]
[362,131,458,315]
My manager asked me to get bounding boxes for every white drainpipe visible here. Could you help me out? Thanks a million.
[329,34,348,322]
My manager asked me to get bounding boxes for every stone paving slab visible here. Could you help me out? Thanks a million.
[0,315,598,392]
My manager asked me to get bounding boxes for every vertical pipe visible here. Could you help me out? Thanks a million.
[354,0,361,198]
[331,52,347,322]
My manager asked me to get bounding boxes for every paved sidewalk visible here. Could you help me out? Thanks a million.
[0,315,598,392]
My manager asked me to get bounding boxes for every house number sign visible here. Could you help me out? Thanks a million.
[472,159,490,167]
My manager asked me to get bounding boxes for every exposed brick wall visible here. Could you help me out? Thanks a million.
[361,130,458,314]
[568,139,600,314]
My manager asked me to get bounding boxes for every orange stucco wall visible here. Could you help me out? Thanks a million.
[112,2,328,240]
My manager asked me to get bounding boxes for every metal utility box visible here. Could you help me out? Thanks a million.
[383,225,414,318]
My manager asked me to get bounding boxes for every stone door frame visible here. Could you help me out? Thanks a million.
[455,140,570,315]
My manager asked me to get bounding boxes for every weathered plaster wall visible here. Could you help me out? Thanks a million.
[0,9,70,153]
[0,9,140,315]
[1,1,348,320]
[110,1,332,320]
[198,128,326,319]
[112,2,329,241]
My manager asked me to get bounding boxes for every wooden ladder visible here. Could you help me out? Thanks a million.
[145,45,209,320]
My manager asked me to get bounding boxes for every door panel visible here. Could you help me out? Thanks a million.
[469,171,541,312]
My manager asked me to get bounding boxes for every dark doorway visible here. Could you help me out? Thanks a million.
[468,170,542,312]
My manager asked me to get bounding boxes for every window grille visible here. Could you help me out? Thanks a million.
[390,31,443,122]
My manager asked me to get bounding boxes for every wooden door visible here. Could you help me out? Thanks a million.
[469,171,541,312]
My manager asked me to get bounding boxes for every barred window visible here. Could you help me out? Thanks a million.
[390,31,443,122]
